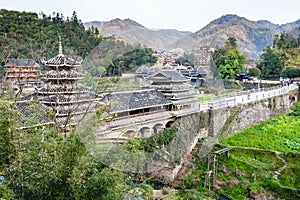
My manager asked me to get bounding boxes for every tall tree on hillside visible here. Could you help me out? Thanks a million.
[176,53,196,66]
[257,46,284,78]
[224,37,238,50]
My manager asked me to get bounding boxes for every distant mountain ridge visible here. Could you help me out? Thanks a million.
[84,18,192,50]
[84,15,300,58]
[169,14,300,58]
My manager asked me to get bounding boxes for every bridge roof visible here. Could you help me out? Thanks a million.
[104,89,172,113]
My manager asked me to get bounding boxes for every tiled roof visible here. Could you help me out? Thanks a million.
[41,54,82,67]
[148,66,160,75]
[104,89,172,113]
[6,59,39,67]
[193,67,207,75]
[37,83,91,94]
[19,92,39,101]
[148,70,188,82]
[14,101,53,127]
[136,65,149,74]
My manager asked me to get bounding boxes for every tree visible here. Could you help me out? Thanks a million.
[212,38,247,80]
[276,33,288,50]
[280,66,300,79]
[0,180,14,200]
[107,47,157,76]
[248,67,261,77]
[257,46,284,78]
[175,53,195,66]
[4,122,127,199]
[212,48,226,68]
[0,9,101,64]
[0,100,16,170]
[71,11,79,25]
[224,37,238,50]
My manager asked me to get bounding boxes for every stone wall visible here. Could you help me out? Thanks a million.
[158,88,299,182]
[219,89,298,137]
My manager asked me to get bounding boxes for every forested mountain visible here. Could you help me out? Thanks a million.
[0,9,157,76]
[170,14,300,58]
[0,9,101,65]
[84,19,192,50]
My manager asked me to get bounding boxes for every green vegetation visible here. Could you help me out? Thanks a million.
[248,67,261,77]
[107,47,157,76]
[0,99,132,199]
[0,9,157,77]
[221,102,300,153]
[0,9,100,64]
[124,128,176,153]
[82,38,157,77]
[212,37,247,80]
[196,94,213,103]
[178,102,300,199]
[257,32,300,79]
[140,128,176,152]
[280,66,300,79]
[279,153,300,188]
[257,46,285,78]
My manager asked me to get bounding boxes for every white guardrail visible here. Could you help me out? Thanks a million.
[198,84,298,111]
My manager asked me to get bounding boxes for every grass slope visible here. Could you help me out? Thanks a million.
[221,114,300,153]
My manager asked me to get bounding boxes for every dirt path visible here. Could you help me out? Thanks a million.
[273,153,287,181]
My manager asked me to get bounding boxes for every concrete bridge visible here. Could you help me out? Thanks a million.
[97,84,299,142]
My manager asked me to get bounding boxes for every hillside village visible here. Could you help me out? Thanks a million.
[0,8,300,200]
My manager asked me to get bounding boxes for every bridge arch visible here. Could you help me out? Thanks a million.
[165,120,175,128]
[138,127,151,138]
[121,130,136,138]
[153,123,164,134]
[289,95,297,105]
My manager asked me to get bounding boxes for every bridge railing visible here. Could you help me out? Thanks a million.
[198,84,298,110]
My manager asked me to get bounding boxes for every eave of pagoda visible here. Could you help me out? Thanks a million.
[41,36,82,68]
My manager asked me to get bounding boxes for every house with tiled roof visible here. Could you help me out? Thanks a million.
[144,69,198,117]
[4,59,43,91]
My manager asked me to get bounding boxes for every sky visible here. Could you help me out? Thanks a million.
[0,0,299,32]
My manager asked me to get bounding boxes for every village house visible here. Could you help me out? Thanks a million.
[4,58,43,92]
[144,69,198,117]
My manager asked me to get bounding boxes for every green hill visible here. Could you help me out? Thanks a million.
[0,9,101,65]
